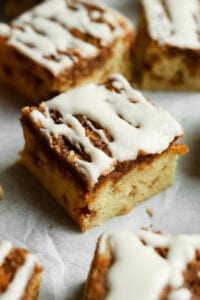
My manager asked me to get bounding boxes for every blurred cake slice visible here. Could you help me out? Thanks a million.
[134,0,200,90]
[20,73,187,231]
[84,230,200,299]
[0,0,134,103]
[0,240,42,299]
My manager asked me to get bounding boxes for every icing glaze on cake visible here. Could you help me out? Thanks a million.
[27,73,183,186]
[0,240,41,300]
[142,0,200,49]
[0,0,127,74]
[99,230,200,300]
[0,241,12,265]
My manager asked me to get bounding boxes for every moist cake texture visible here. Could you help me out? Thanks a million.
[0,240,42,299]
[0,0,134,103]
[20,73,187,231]
[134,0,200,90]
[84,230,200,300]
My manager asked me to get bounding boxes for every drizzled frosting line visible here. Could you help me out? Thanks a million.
[143,0,200,49]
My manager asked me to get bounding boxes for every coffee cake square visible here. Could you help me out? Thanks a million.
[20,74,187,231]
[0,0,134,103]
[134,0,200,90]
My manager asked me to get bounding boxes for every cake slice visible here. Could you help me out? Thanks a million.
[20,73,187,231]
[4,0,43,19]
[0,0,134,103]
[84,230,200,299]
[0,240,42,299]
[134,0,200,90]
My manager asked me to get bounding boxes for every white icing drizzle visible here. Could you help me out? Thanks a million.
[143,0,200,49]
[98,234,109,254]
[111,80,124,90]
[0,240,40,300]
[0,0,125,74]
[105,231,170,300]
[0,254,40,300]
[138,231,200,288]
[0,240,12,265]
[168,288,191,300]
[91,10,102,20]
[28,73,183,186]
[102,230,200,300]
[0,24,10,36]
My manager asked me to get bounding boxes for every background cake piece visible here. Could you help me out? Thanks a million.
[0,186,3,200]
[4,0,43,19]
[0,240,42,299]
[20,73,187,231]
[0,0,134,103]
[84,230,200,299]
[134,0,200,90]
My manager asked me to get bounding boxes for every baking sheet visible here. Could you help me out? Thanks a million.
[0,1,200,299]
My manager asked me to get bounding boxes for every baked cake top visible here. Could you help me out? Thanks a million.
[142,0,200,49]
[0,0,132,75]
[0,240,41,299]
[98,230,200,300]
[23,73,183,187]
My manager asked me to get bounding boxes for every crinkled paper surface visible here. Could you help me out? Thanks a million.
[0,0,200,299]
